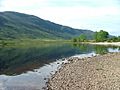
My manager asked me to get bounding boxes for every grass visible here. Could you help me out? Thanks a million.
[0,39,71,47]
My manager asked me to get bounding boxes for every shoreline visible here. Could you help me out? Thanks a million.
[47,52,120,90]
[88,42,120,46]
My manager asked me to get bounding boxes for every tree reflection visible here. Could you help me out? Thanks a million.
[73,43,120,55]
[72,43,94,53]
[94,45,108,54]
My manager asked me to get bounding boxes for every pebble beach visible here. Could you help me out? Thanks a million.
[47,53,120,90]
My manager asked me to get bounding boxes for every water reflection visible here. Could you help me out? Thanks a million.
[72,43,120,54]
[0,43,120,76]
[72,44,94,53]
[0,43,120,90]
[94,45,108,54]
[0,43,75,75]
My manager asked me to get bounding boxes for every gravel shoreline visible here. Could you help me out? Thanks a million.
[90,42,120,46]
[47,53,120,90]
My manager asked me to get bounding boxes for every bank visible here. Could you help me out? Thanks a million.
[47,52,120,90]
[90,42,120,46]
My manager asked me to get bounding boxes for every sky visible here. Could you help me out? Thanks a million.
[0,0,120,36]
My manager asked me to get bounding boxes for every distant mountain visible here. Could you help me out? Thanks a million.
[0,11,94,40]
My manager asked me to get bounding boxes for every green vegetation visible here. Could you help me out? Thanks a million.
[94,30,109,42]
[0,11,94,40]
[78,34,87,42]
[0,39,70,47]
[72,30,120,42]
[72,34,87,42]
[0,11,119,43]
[94,30,120,42]
[107,36,120,42]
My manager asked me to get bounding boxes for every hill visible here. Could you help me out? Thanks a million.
[0,11,94,40]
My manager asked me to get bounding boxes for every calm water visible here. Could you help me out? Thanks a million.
[0,43,120,90]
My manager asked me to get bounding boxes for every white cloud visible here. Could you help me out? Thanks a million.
[0,0,47,10]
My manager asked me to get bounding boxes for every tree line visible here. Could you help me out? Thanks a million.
[72,30,120,42]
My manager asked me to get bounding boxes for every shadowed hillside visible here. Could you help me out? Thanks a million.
[0,11,94,40]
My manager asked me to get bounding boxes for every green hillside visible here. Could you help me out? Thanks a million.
[0,11,94,40]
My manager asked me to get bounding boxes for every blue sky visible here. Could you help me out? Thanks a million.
[0,0,120,36]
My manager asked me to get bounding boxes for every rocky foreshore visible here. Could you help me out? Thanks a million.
[47,53,120,90]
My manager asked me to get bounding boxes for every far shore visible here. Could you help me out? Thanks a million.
[89,42,120,46]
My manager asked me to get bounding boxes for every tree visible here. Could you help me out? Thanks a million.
[72,38,78,42]
[78,34,86,42]
[108,36,120,42]
[118,36,120,41]
[72,34,87,42]
[94,30,109,42]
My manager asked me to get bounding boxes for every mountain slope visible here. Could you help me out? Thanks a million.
[0,11,94,40]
